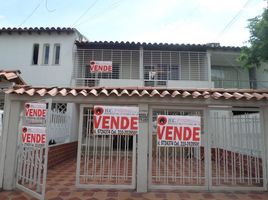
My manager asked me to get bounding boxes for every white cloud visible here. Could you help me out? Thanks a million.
[79,0,265,47]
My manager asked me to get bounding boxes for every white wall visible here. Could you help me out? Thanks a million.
[99,79,214,88]
[256,63,268,89]
[0,32,77,87]
[210,111,261,157]
[99,79,143,87]
[168,80,213,88]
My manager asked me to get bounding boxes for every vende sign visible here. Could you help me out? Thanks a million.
[22,126,46,144]
[90,61,112,73]
[157,115,201,147]
[93,105,139,135]
[25,103,47,118]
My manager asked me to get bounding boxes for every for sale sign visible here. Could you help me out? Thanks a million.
[22,126,46,144]
[93,105,139,135]
[25,103,47,118]
[157,115,201,147]
[90,61,113,73]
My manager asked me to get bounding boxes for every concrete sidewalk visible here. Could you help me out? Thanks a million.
[1,189,268,200]
[1,158,267,200]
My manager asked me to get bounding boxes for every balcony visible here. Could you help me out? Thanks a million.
[73,49,210,88]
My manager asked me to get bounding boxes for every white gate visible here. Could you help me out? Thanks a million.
[149,108,206,189]
[210,110,267,190]
[16,99,52,200]
[76,105,136,189]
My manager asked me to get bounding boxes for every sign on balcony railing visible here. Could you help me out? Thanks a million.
[90,61,113,73]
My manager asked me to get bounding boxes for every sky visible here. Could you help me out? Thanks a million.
[0,0,267,46]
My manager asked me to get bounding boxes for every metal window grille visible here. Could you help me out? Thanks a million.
[143,51,208,83]
[51,103,67,114]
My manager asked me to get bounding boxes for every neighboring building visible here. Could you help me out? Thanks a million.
[0,69,25,100]
[0,27,86,87]
[0,27,88,143]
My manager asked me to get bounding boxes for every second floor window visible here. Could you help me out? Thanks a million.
[53,44,61,65]
[32,44,39,65]
[212,66,239,88]
[43,44,50,65]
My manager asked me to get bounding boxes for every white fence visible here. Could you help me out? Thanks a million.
[210,112,261,157]
[210,111,265,188]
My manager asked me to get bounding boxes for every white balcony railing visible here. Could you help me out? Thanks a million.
[213,80,268,89]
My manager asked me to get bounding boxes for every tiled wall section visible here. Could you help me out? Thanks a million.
[48,141,78,169]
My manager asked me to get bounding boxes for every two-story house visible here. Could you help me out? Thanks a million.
[1,27,268,198]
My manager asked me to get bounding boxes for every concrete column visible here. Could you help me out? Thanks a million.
[261,106,268,190]
[136,103,148,192]
[139,47,144,80]
[67,103,80,142]
[0,94,11,190]
[2,99,21,190]
[207,52,212,87]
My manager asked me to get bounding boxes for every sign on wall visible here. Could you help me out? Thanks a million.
[93,105,139,135]
[22,126,46,144]
[90,61,113,73]
[157,115,201,147]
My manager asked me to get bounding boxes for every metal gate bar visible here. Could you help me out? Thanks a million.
[76,106,136,189]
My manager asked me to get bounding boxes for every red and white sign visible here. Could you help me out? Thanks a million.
[22,126,46,144]
[93,105,139,135]
[157,115,201,147]
[25,103,47,118]
[90,61,113,73]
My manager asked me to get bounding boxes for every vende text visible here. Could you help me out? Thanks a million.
[157,126,200,142]
[25,108,46,118]
[90,65,112,72]
[94,115,138,130]
[22,133,46,144]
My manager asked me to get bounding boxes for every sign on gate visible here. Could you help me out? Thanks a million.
[25,103,47,118]
[93,105,139,135]
[157,115,201,147]
[22,126,46,144]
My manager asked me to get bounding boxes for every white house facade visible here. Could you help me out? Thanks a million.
[1,27,268,200]
[0,27,86,87]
